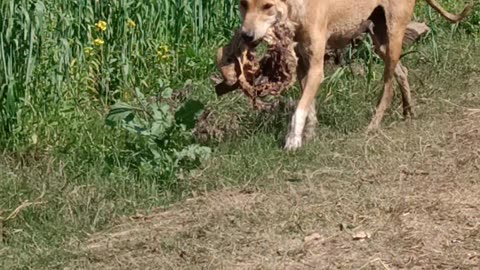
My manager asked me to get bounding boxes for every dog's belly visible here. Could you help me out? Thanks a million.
[325,0,380,49]
[327,26,368,50]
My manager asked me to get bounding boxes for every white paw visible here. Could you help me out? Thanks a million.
[284,134,303,151]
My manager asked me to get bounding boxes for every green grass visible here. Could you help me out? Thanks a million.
[0,0,479,269]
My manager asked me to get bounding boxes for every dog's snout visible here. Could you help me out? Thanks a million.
[241,32,255,43]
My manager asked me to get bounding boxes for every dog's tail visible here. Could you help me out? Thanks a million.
[424,0,472,23]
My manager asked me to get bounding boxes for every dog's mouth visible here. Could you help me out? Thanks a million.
[245,39,262,49]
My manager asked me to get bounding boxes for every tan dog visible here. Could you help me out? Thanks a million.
[238,0,470,150]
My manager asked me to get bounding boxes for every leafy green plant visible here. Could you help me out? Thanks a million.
[106,87,210,181]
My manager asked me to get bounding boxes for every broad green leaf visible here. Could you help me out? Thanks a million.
[174,99,204,130]
[161,87,173,99]
[106,102,136,126]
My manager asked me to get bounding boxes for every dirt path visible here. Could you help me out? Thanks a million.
[68,95,480,270]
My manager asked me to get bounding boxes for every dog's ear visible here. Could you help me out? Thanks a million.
[275,0,289,21]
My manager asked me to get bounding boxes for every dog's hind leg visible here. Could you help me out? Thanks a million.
[368,27,407,130]
[373,46,414,119]
[394,62,414,118]
[367,5,413,130]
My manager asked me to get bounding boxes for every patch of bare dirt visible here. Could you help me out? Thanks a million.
[69,109,480,270]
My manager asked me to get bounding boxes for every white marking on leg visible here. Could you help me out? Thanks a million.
[285,109,308,150]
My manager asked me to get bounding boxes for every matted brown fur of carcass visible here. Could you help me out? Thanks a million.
[214,21,298,110]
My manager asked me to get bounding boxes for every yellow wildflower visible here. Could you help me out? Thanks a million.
[157,50,169,60]
[95,20,108,32]
[157,44,172,60]
[84,46,94,56]
[127,18,136,28]
[93,38,104,46]
[122,91,132,100]
[159,45,169,54]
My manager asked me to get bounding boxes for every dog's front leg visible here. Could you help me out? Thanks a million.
[285,40,326,151]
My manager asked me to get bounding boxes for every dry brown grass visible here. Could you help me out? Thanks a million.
[68,102,480,270]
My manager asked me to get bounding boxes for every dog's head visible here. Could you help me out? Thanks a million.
[239,0,287,45]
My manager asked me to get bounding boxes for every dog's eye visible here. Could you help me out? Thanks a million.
[240,0,248,9]
[263,3,273,10]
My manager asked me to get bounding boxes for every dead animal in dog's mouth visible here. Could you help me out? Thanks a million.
[212,21,298,110]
